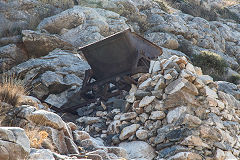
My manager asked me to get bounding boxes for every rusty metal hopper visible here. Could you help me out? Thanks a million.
[79,29,162,80]
[60,29,163,114]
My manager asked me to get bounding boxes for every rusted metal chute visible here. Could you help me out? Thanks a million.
[61,29,162,114]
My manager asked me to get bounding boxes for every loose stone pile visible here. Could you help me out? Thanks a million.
[0,96,129,160]
[76,55,240,160]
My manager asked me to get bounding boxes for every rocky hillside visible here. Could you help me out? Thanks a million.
[0,0,240,160]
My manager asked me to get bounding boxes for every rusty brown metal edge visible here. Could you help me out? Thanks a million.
[77,28,163,56]
[77,29,131,51]
[130,32,163,55]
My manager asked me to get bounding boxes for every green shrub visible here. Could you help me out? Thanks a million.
[192,51,228,80]
[179,2,218,21]
[228,74,240,84]
[216,7,240,23]
[164,0,218,21]
[153,0,171,13]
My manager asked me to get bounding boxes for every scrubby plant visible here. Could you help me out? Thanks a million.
[192,51,228,80]
[163,0,218,21]
[0,74,27,124]
[31,130,48,148]
[228,74,240,84]
[0,74,26,107]
[216,7,240,23]
[153,0,171,13]
[26,129,55,151]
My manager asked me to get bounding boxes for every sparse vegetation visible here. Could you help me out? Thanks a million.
[0,74,26,107]
[153,0,171,13]
[26,130,52,149]
[0,74,27,122]
[159,0,239,22]
[178,2,218,21]
[192,51,228,80]
[161,0,218,21]
[228,74,240,84]
[216,7,240,23]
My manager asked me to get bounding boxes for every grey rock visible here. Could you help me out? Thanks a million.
[106,147,129,159]
[157,145,188,158]
[120,112,137,121]
[28,110,68,130]
[154,134,165,144]
[65,136,79,154]
[165,128,190,142]
[45,87,80,108]
[149,111,166,120]
[139,96,155,108]
[119,141,156,160]
[164,90,200,109]
[0,44,28,72]
[156,142,175,151]
[7,49,90,100]
[134,90,152,99]
[0,35,22,47]
[165,78,198,95]
[38,0,75,9]
[119,124,140,140]
[41,71,70,92]
[217,81,240,100]
[167,106,187,124]
[0,0,61,38]
[60,6,129,47]
[76,116,102,125]
[227,4,240,22]
[197,75,213,84]
[159,47,188,59]
[77,0,147,25]
[0,127,30,160]
[28,149,55,160]
[37,7,85,34]
[136,129,148,140]
[218,91,240,109]
[22,30,73,58]
[145,32,179,49]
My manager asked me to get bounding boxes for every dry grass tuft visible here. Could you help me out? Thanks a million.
[0,74,27,123]
[0,74,26,107]
[26,129,55,151]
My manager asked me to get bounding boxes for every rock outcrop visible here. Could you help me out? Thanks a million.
[0,44,28,73]
[0,127,30,160]
[7,49,90,106]
[22,30,73,58]
[0,0,62,39]
[1,103,129,159]
[76,55,240,159]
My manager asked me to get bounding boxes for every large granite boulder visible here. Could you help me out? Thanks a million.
[22,30,73,58]
[0,127,30,160]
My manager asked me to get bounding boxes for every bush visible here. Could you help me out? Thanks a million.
[164,0,218,21]
[228,74,240,84]
[26,130,53,149]
[192,51,228,80]
[153,0,171,13]
[216,7,240,23]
